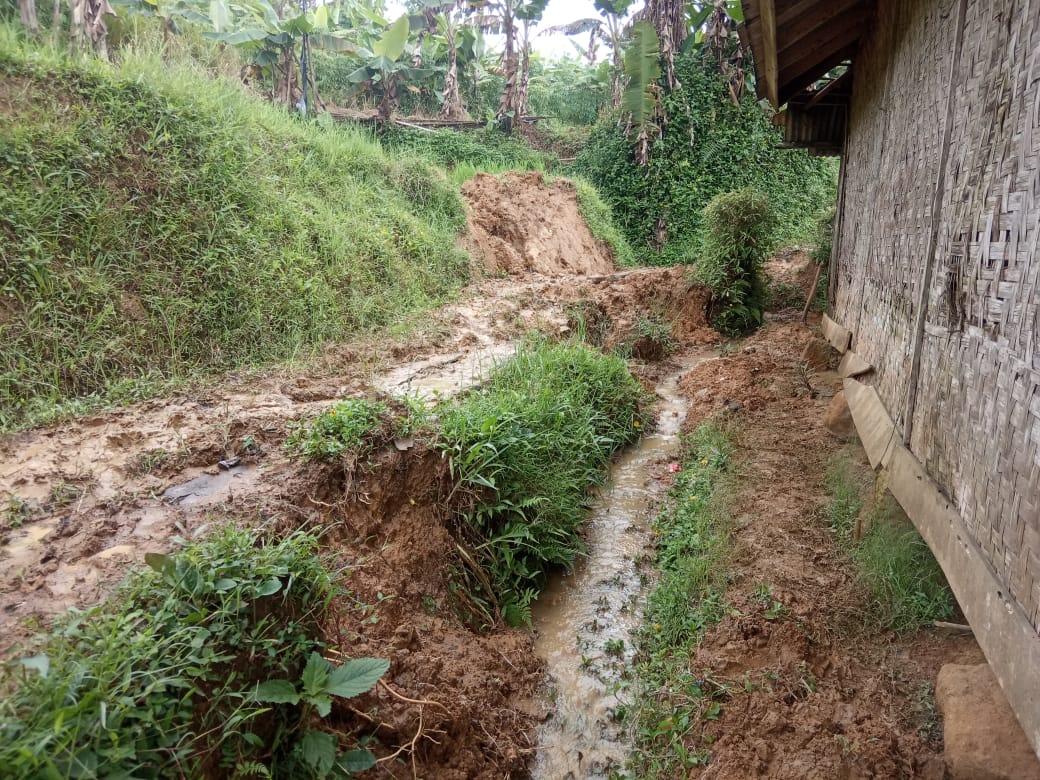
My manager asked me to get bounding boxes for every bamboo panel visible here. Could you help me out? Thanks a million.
[834,0,1040,631]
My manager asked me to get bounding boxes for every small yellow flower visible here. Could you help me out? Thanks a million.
[409,498,416,505]
[633,421,641,428]
[653,623,661,631]
[701,458,709,465]
[690,495,698,501]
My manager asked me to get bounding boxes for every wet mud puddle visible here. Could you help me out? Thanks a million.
[531,353,711,778]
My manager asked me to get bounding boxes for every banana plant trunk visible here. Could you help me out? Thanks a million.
[644,0,685,90]
[441,18,466,119]
[517,18,531,120]
[18,0,39,37]
[69,0,114,58]
[496,4,519,129]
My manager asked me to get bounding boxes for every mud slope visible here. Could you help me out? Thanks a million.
[463,171,616,276]
[675,318,983,778]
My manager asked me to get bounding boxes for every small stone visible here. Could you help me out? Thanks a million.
[823,389,855,440]
[800,338,833,370]
[936,663,1040,780]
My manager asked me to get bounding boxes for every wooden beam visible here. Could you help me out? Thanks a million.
[804,68,852,109]
[777,0,866,61]
[779,45,857,104]
[759,0,780,106]
[778,19,864,87]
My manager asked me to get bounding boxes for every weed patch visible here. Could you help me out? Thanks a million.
[437,340,648,627]
[0,526,388,778]
[628,422,735,776]
[824,453,955,632]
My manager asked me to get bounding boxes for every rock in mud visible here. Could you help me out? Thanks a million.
[936,663,1040,780]
[800,337,833,370]
[823,389,855,440]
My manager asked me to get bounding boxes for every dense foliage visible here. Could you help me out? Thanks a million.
[0,528,387,778]
[0,40,468,431]
[696,188,776,335]
[573,52,837,264]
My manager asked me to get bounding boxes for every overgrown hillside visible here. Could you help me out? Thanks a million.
[0,39,469,431]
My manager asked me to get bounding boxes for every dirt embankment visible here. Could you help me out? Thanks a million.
[673,318,983,778]
[462,171,616,276]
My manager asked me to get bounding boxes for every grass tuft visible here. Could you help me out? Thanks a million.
[437,339,649,627]
[629,421,735,776]
[824,453,955,632]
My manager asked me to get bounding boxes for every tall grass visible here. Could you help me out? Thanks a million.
[0,34,468,431]
[436,340,648,626]
[824,453,955,632]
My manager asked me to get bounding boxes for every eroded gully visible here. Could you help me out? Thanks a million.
[530,350,714,779]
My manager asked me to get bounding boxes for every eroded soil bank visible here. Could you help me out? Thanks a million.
[1,228,985,777]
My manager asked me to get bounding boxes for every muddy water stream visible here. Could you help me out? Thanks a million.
[531,353,712,778]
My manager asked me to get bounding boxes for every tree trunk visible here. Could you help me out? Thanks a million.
[496,5,519,129]
[643,0,685,90]
[51,0,61,46]
[19,0,40,37]
[441,18,466,119]
[517,19,531,120]
[609,18,623,109]
[68,0,114,57]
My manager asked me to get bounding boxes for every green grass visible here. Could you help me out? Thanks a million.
[628,422,735,777]
[436,339,649,627]
[0,32,469,432]
[824,453,955,632]
[0,526,387,778]
[567,175,637,267]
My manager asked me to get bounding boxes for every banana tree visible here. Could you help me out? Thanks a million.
[541,0,634,109]
[340,15,420,123]
[623,19,660,165]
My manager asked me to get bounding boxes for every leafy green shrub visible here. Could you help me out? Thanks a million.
[696,188,776,335]
[0,527,386,778]
[628,314,676,359]
[809,205,837,310]
[572,53,837,264]
[287,399,388,462]
[437,341,647,626]
[0,42,468,432]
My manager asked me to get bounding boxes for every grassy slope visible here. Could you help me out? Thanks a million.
[0,36,469,431]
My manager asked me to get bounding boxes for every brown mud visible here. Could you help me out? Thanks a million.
[672,317,982,779]
[0,174,714,777]
[462,171,615,276]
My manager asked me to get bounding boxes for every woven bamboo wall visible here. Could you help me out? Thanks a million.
[833,0,1040,630]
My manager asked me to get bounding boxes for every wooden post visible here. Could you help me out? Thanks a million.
[759,0,780,106]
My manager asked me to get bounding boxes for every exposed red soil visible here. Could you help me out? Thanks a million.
[462,171,616,276]
[674,318,983,779]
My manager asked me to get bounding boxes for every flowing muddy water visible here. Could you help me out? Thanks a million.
[531,352,714,778]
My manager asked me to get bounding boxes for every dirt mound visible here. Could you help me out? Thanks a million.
[462,171,615,276]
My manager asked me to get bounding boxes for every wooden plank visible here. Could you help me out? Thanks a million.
[838,350,873,378]
[778,19,866,89]
[821,312,852,352]
[779,45,858,105]
[777,0,866,61]
[759,0,780,106]
[886,443,1040,758]
[843,378,896,469]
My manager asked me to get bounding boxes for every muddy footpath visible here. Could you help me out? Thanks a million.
[0,175,989,778]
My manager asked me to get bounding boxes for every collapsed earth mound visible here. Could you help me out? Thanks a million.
[463,171,616,276]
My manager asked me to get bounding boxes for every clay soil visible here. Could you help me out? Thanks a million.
[0,174,980,777]
[671,314,982,778]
